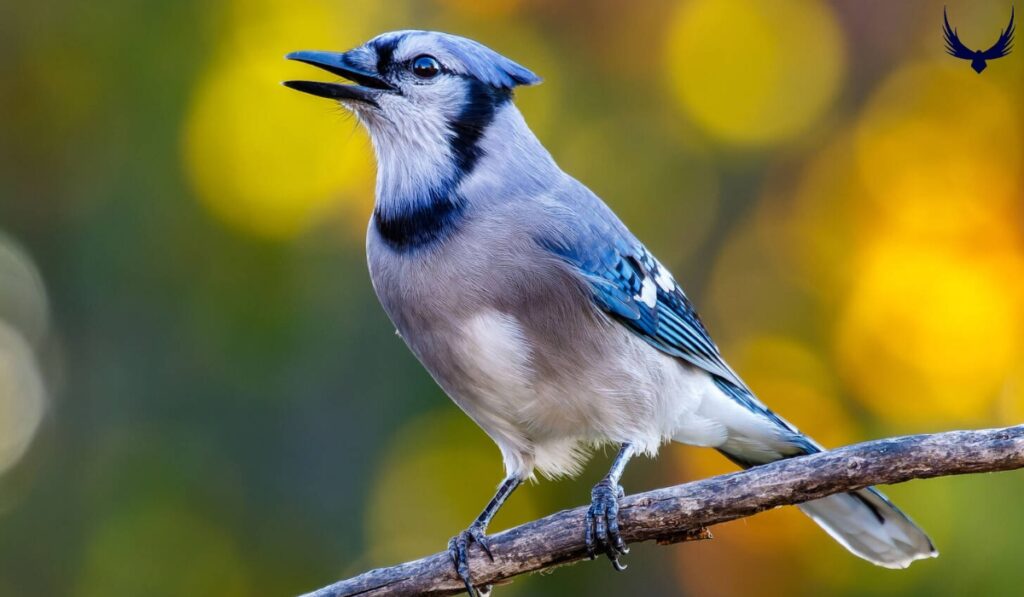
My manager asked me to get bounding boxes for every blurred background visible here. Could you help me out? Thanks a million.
[1,0,1022,595]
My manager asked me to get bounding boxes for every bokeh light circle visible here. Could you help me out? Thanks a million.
[855,63,1022,244]
[182,0,376,241]
[0,321,46,476]
[781,130,865,300]
[842,61,1024,425]
[665,0,845,145]
[836,239,1022,424]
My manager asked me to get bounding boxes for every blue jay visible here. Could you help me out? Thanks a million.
[285,30,936,595]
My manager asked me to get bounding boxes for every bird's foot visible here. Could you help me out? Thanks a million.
[448,522,493,596]
[585,479,629,570]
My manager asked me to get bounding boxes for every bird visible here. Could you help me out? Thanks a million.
[944,6,1015,73]
[284,30,938,595]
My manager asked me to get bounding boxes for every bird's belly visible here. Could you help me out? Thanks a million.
[443,309,586,443]
[442,307,719,477]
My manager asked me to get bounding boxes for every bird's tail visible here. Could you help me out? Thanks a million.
[717,442,937,568]
[797,487,937,568]
[691,376,936,567]
[700,376,937,567]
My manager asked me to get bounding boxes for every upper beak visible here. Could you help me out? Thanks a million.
[283,50,394,106]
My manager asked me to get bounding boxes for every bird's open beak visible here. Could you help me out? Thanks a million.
[283,50,394,107]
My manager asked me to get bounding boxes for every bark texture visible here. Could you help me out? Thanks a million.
[303,426,1024,597]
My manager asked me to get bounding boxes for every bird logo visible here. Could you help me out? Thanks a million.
[943,6,1015,73]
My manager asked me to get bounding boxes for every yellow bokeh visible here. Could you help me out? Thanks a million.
[704,212,810,348]
[996,363,1024,426]
[855,63,1022,245]
[839,59,1024,426]
[182,0,378,240]
[665,0,845,145]
[836,237,1022,425]
[438,0,525,19]
[780,129,868,302]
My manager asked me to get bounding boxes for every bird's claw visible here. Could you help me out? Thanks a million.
[585,479,629,570]
[448,523,493,596]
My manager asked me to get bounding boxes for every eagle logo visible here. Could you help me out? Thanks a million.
[943,7,1015,73]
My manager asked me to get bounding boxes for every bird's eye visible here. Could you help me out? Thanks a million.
[411,55,441,79]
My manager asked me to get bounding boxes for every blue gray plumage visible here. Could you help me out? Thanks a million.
[285,30,937,593]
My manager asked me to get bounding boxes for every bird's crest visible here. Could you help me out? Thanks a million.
[943,6,1015,73]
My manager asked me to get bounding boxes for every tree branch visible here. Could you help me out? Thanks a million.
[303,425,1024,597]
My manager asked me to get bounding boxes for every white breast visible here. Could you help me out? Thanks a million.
[455,310,534,400]
[449,306,736,480]
[449,310,540,477]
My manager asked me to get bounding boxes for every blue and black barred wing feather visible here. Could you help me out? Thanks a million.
[540,220,743,388]
[539,210,817,454]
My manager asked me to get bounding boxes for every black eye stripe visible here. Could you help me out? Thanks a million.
[373,38,399,74]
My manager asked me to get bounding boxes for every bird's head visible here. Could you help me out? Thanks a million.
[285,31,540,188]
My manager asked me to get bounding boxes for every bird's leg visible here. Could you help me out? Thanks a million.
[585,442,635,570]
[448,475,521,596]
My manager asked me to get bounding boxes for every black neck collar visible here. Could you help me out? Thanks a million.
[372,80,512,252]
[373,185,466,251]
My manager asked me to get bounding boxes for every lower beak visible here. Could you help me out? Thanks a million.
[283,50,394,106]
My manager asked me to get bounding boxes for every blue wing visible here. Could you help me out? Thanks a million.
[536,195,818,459]
[538,212,743,387]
